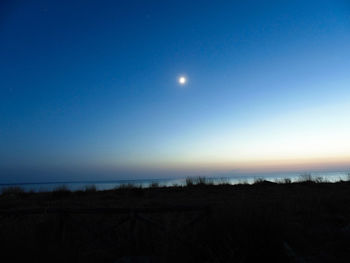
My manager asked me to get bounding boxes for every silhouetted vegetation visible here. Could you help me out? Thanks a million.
[283,178,292,184]
[48,185,71,199]
[84,184,97,192]
[1,186,25,195]
[185,176,213,186]
[1,179,350,262]
[253,177,265,184]
[149,182,159,188]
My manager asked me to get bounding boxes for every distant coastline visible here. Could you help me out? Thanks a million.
[1,171,349,193]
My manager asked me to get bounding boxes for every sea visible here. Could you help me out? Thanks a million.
[0,171,349,193]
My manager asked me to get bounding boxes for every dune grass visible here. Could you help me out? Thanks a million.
[1,179,350,263]
[84,184,97,192]
[185,176,214,186]
[1,186,25,195]
[1,173,348,197]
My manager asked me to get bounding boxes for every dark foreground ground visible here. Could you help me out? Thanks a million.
[1,180,350,263]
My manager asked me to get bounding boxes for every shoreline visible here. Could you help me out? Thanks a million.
[1,171,349,193]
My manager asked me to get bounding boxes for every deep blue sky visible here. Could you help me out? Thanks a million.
[1,0,350,183]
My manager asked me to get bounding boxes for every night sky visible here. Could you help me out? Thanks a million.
[1,0,350,183]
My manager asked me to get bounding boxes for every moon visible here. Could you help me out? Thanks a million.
[178,76,187,85]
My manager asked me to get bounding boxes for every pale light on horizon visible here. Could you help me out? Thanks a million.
[102,99,350,173]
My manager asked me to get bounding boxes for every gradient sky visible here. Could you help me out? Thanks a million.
[1,0,350,183]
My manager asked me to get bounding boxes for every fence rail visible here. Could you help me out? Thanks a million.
[0,205,212,250]
[0,205,210,215]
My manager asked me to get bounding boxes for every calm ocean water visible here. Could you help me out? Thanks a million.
[1,171,349,193]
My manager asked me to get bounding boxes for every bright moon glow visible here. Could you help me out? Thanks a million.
[178,76,187,85]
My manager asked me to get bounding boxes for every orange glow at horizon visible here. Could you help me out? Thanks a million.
[108,155,350,174]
